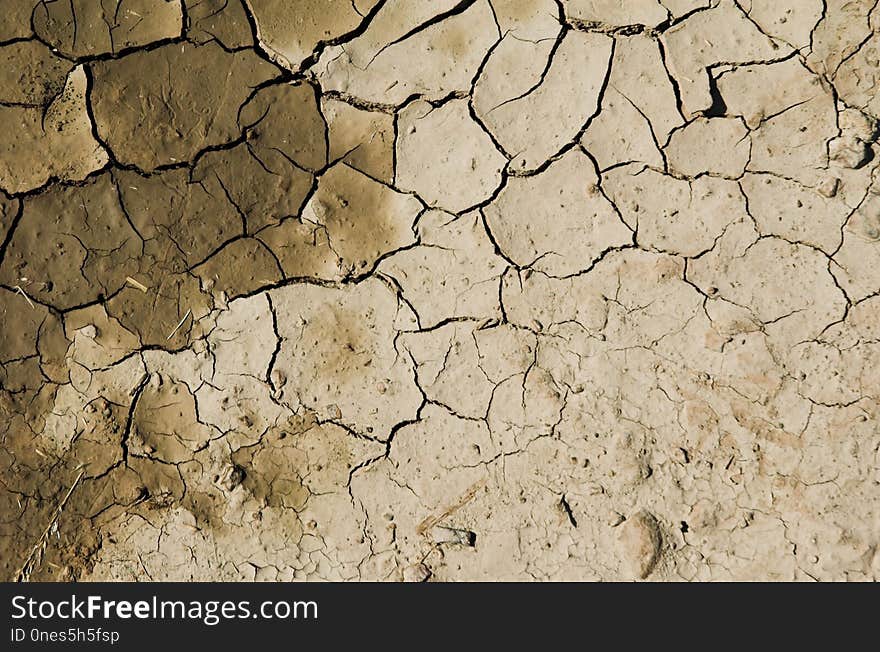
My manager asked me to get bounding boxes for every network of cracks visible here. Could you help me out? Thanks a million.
[1,0,879,581]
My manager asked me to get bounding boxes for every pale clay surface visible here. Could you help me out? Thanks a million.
[1,0,879,583]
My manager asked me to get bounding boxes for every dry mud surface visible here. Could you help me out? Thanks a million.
[1,0,879,582]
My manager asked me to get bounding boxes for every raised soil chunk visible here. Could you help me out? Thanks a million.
[0,66,108,194]
[90,42,278,170]
[33,0,184,57]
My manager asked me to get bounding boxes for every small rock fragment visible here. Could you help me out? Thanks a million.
[270,369,287,389]
[816,176,840,198]
[618,511,662,579]
[829,136,871,169]
[219,464,246,492]
[839,107,877,142]
[76,324,98,340]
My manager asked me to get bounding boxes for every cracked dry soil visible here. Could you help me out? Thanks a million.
[1,0,879,583]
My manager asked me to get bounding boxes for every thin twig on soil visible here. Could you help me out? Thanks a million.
[14,470,85,582]
[166,309,192,340]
